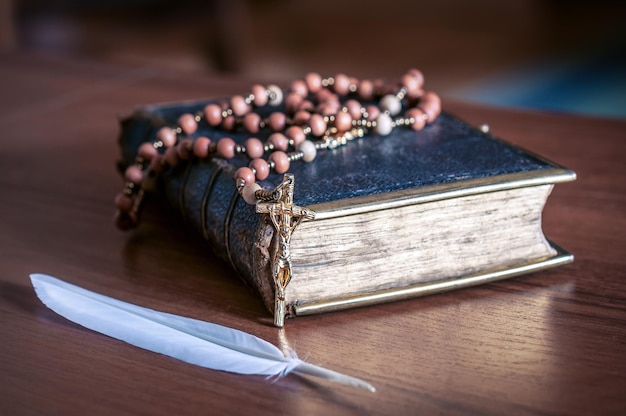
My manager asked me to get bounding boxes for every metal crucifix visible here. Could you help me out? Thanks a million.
[256,174,315,327]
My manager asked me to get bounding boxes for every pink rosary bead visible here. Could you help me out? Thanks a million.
[178,113,198,135]
[157,127,177,148]
[269,151,290,174]
[250,158,269,180]
[193,136,212,158]
[204,104,222,126]
[244,137,264,159]
[216,137,236,159]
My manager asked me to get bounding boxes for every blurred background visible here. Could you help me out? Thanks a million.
[2,0,625,118]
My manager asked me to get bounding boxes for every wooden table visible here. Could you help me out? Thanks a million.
[1,53,625,415]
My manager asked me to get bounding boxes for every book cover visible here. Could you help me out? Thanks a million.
[117,98,575,321]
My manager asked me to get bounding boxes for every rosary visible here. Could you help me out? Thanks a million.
[115,69,441,326]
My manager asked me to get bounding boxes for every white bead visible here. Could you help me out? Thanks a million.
[266,85,283,106]
[242,182,262,205]
[375,113,393,136]
[298,140,317,162]
[380,94,401,116]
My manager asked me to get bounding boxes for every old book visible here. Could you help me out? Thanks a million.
[117,99,575,321]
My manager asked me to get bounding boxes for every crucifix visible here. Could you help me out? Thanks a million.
[256,174,315,327]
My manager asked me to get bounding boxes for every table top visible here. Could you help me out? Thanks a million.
[1,52,625,416]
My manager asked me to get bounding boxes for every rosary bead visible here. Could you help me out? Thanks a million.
[241,182,262,204]
[235,167,256,185]
[251,84,268,106]
[268,112,287,131]
[334,111,353,132]
[375,113,393,136]
[366,105,380,121]
[333,73,351,95]
[157,127,177,148]
[290,80,308,97]
[176,139,193,160]
[309,114,327,136]
[407,108,426,130]
[298,140,317,162]
[178,113,198,135]
[268,133,289,151]
[243,112,261,134]
[286,126,306,146]
[115,192,133,212]
[204,104,223,126]
[222,115,236,131]
[285,92,303,114]
[164,146,180,167]
[250,158,269,180]
[230,95,251,117]
[419,92,441,123]
[293,110,311,125]
[216,137,236,159]
[269,151,290,173]
[401,71,423,95]
[380,94,402,116]
[244,137,264,158]
[358,79,374,100]
[138,142,158,161]
[125,165,144,184]
[305,72,322,93]
[267,85,283,106]
[297,100,314,113]
[192,136,212,158]
[345,100,363,120]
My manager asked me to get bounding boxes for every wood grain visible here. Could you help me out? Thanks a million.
[1,53,625,415]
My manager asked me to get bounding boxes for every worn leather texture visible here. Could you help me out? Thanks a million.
[117,98,556,298]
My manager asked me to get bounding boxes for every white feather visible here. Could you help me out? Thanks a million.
[30,273,375,392]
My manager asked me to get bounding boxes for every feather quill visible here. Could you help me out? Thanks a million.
[30,273,375,392]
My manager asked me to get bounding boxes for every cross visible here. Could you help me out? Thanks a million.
[256,174,315,327]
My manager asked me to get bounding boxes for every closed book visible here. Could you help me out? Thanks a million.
[117,98,575,321]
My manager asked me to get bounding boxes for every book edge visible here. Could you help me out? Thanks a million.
[310,168,576,220]
[292,241,573,316]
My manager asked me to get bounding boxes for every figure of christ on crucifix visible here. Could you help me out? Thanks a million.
[256,174,315,327]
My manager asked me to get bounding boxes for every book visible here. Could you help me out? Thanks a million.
[117,98,575,322]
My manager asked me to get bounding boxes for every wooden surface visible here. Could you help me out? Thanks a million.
[1,53,625,415]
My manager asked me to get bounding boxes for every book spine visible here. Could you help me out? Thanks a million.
[118,111,275,312]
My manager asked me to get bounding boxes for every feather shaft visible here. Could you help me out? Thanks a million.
[30,273,374,392]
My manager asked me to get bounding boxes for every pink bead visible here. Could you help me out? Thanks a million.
[407,108,426,130]
[243,112,261,134]
[150,155,164,174]
[293,110,311,125]
[334,111,352,132]
[193,136,212,158]
[222,115,235,131]
[204,104,223,126]
[290,80,308,97]
[268,133,289,151]
[230,95,251,117]
[333,73,350,95]
[408,68,425,83]
[402,71,423,95]
[176,138,193,160]
[125,165,143,184]
[286,126,306,146]
[216,137,236,159]
[285,92,303,114]
[309,114,327,136]
[358,80,374,100]
[115,192,133,212]
[250,158,270,180]
[305,72,322,93]
[345,99,363,120]
[268,112,286,131]
[366,105,380,121]
[138,142,157,161]
[157,127,176,148]
[244,137,264,158]
[178,113,198,135]
[164,146,180,167]
[419,92,441,123]
[317,103,336,116]
[316,88,336,104]
[297,100,314,112]
[269,151,290,174]
[251,84,268,106]
[235,167,256,185]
